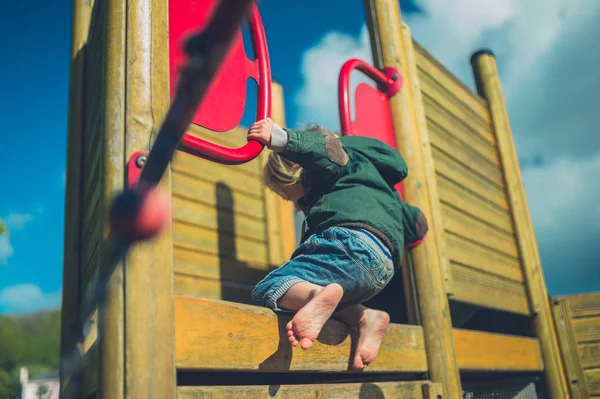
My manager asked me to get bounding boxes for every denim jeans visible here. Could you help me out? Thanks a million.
[252,226,395,312]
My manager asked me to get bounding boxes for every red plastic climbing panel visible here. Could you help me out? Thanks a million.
[338,59,405,198]
[168,0,271,163]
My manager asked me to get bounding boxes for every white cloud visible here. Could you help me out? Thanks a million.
[293,1,600,294]
[522,153,600,294]
[0,284,62,314]
[0,235,14,265]
[3,212,33,231]
[294,26,373,131]
[0,212,35,265]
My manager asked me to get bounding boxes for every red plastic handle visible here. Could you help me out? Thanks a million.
[338,59,402,136]
[179,4,271,165]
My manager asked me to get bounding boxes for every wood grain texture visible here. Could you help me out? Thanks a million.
[552,297,590,398]
[587,369,600,396]
[122,0,175,396]
[573,317,600,343]
[423,99,499,167]
[174,274,255,304]
[432,148,508,211]
[569,292,600,319]
[172,221,269,264]
[60,0,94,393]
[174,296,428,372]
[177,382,430,399]
[441,204,519,258]
[429,123,503,188]
[445,233,523,282]
[451,263,530,315]
[453,329,543,372]
[471,50,569,397]
[580,343,600,369]
[413,40,489,120]
[363,3,462,394]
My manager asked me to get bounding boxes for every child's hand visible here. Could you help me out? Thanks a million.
[248,118,274,147]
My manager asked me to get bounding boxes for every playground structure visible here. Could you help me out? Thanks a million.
[59,0,600,398]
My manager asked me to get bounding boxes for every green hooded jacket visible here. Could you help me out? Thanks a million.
[279,128,428,267]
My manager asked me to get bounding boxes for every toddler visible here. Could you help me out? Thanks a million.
[249,118,428,369]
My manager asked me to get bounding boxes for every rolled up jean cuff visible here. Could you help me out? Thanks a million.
[264,276,306,312]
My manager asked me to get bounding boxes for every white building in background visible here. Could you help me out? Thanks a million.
[20,367,59,399]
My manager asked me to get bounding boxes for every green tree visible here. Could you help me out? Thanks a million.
[0,369,17,399]
[0,219,7,235]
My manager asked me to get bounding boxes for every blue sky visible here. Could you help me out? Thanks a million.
[1,0,599,313]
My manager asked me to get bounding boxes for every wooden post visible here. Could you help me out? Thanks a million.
[122,0,176,397]
[271,81,296,260]
[364,0,462,396]
[99,0,127,396]
[60,0,93,393]
[470,49,570,398]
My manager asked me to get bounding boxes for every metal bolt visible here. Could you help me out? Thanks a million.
[136,155,148,168]
[391,74,399,81]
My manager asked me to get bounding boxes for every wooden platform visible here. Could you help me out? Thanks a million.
[553,292,600,398]
[174,296,543,374]
[177,381,442,399]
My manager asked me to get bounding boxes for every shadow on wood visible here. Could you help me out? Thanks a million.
[215,181,265,303]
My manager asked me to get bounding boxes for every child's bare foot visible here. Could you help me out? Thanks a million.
[286,283,344,350]
[353,308,390,369]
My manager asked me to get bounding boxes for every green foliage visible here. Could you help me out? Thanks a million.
[0,219,7,235]
[0,310,61,398]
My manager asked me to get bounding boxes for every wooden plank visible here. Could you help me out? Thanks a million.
[428,121,503,186]
[424,99,499,167]
[437,175,513,234]
[453,329,543,371]
[172,152,263,196]
[173,246,272,283]
[172,195,266,241]
[172,171,265,219]
[580,343,600,369]
[174,296,428,372]
[419,76,494,144]
[573,317,600,343]
[451,263,530,315]
[175,130,261,178]
[433,147,509,210]
[445,233,523,282]
[413,39,489,119]
[442,204,520,258]
[568,292,600,319]
[552,297,590,398]
[174,273,255,303]
[172,221,269,264]
[586,369,600,395]
[177,381,430,399]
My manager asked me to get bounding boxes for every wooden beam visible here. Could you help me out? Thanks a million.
[174,296,428,372]
[98,0,126,396]
[453,329,543,372]
[122,0,175,397]
[470,49,570,398]
[177,381,434,399]
[363,0,461,395]
[60,0,93,394]
[552,297,590,398]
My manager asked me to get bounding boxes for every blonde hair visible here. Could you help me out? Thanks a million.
[263,123,338,199]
